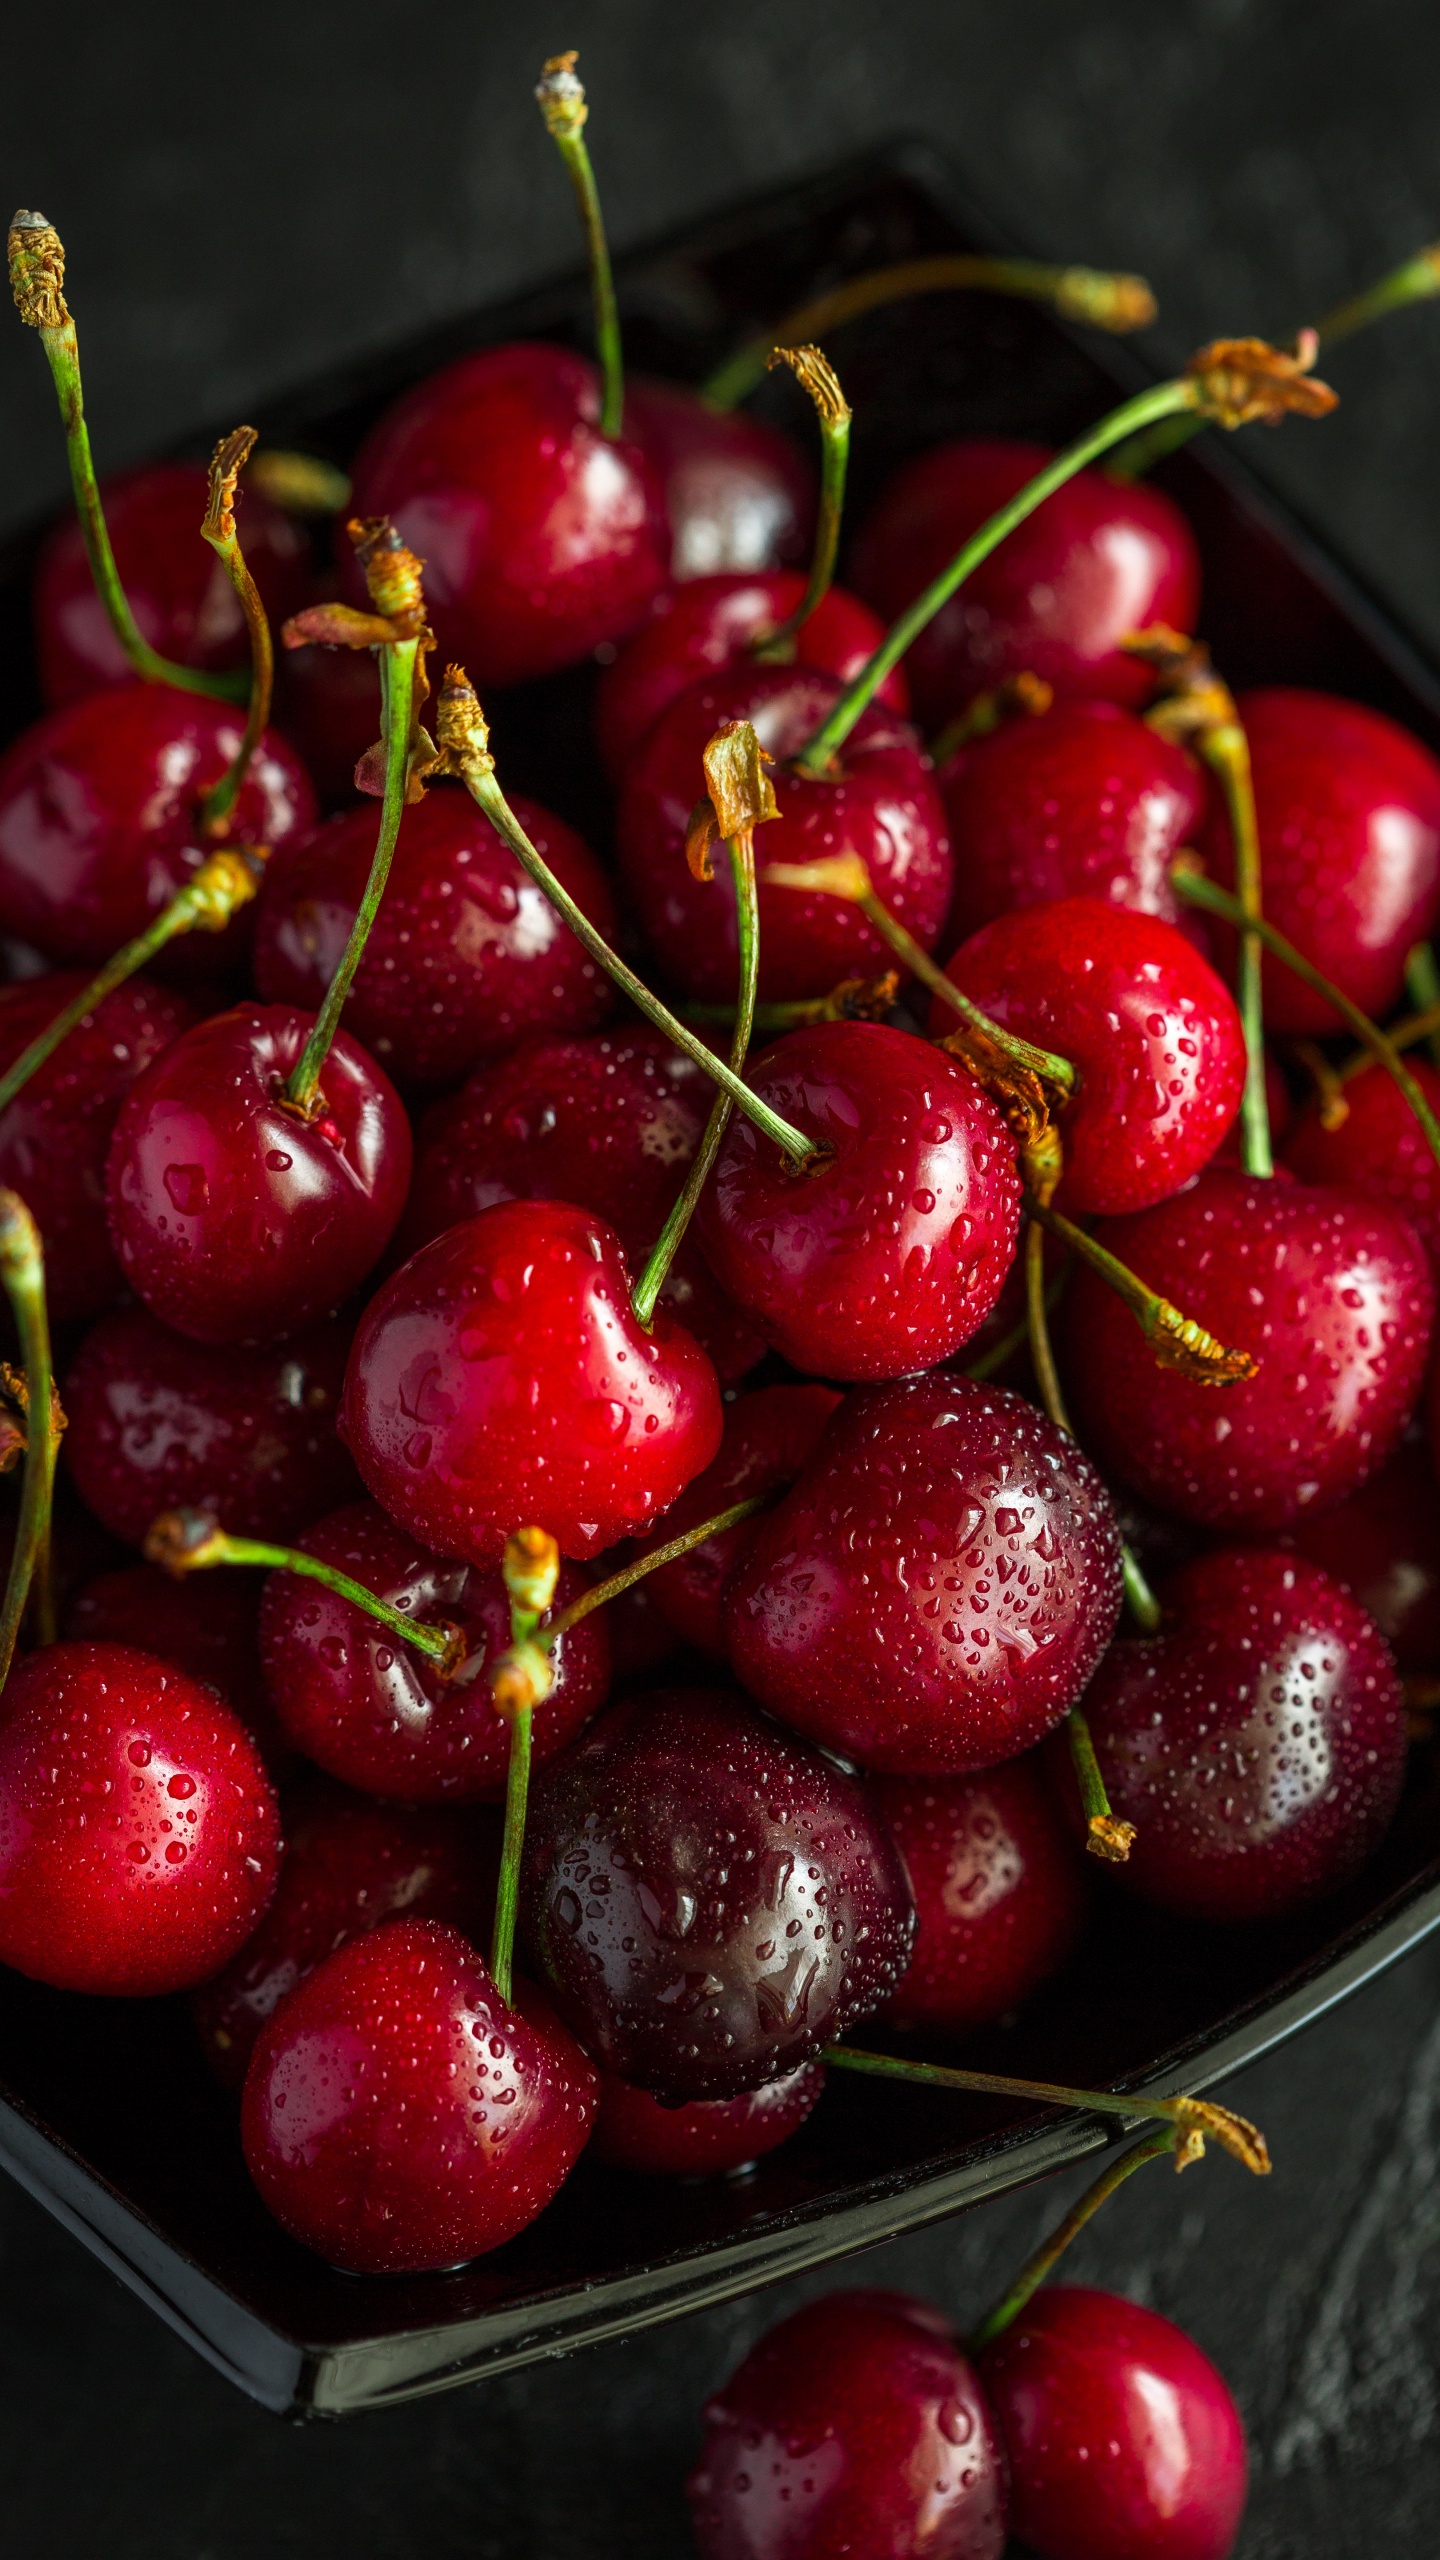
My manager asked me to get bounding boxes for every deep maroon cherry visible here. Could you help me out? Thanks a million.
[65,1560,272,1754]
[694,1022,1021,1381]
[849,437,1200,727]
[688,2288,1008,2560]
[978,2286,1246,2560]
[1284,1055,1440,1277]
[1286,1438,1440,1673]
[342,1199,723,1566]
[240,1917,598,2274]
[1062,1167,1435,1530]
[521,1687,915,2101]
[632,1383,843,1653]
[106,1003,412,1348]
[273,595,385,807]
[623,375,815,582]
[590,2060,825,2178]
[876,1756,1089,2036]
[725,1375,1122,1775]
[936,898,1246,1216]
[0,1640,280,1996]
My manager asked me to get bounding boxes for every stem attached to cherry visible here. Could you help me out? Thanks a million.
[1066,1703,1138,1864]
[0,1195,63,1687]
[535,54,623,441]
[144,1509,465,1670]
[752,347,850,659]
[488,1529,560,2008]
[823,2041,1270,2172]
[968,2125,1182,2351]
[1027,1193,1257,1385]
[197,429,275,836]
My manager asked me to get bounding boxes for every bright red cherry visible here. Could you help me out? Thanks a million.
[725,1375,1122,1775]
[0,1640,279,1996]
[346,342,670,684]
[1286,1439,1440,1674]
[623,375,814,581]
[590,2060,825,2178]
[688,2289,1008,2560]
[65,1560,271,1753]
[876,1757,1089,2036]
[521,1688,915,2101]
[694,1023,1021,1381]
[240,1917,598,2274]
[978,2286,1246,2560]
[1283,1055,1440,1278]
[631,1383,843,1653]
[342,1199,723,1566]
[850,438,1200,727]
[1062,1168,1435,1530]
[106,1003,411,1348]
[935,898,1246,1216]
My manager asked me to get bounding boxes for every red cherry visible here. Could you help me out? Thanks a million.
[1283,1055,1440,1277]
[273,615,383,808]
[617,666,952,1004]
[1062,1168,1435,1529]
[106,1002,412,1348]
[725,1375,1122,1775]
[694,1023,1021,1380]
[631,1382,843,1653]
[623,375,815,581]
[849,437,1200,727]
[346,342,670,684]
[521,1687,915,2101]
[978,2286,1246,2560]
[1286,1439,1440,1674]
[240,1916,598,2274]
[688,2288,1008,2560]
[935,898,1246,1216]
[590,2060,825,2178]
[342,1199,723,1565]
[0,1640,279,1996]
[65,1560,272,1754]
[876,1756,1089,2036]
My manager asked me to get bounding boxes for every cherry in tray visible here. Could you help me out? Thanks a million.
[622,375,814,581]
[877,1756,1089,2036]
[591,2061,825,2179]
[628,1383,842,1654]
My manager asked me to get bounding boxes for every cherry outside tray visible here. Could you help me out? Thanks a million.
[2,143,1440,2419]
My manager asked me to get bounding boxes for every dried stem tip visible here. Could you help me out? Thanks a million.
[144,1506,226,1575]
[491,1639,556,1719]
[1087,1813,1138,1864]
[503,1525,561,1620]
[9,210,68,330]
[686,720,779,879]
[766,342,851,427]
[535,50,587,137]
[426,664,495,782]
[203,426,259,548]
[1185,331,1338,429]
[1169,2096,1271,2177]
[347,517,428,632]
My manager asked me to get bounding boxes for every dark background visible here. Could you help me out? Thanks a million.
[4,1,1440,2551]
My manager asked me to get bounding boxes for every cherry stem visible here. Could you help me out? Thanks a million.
[1028,1194,1257,1385]
[489,1529,561,2007]
[245,450,352,515]
[0,1196,60,1688]
[536,57,622,439]
[1023,1219,1159,1643]
[198,429,275,835]
[1314,242,1440,348]
[753,347,850,658]
[679,973,899,1034]
[546,1495,769,1639]
[1066,1703,1139,1863]
[490,1703,532,2007]
[822,2044,1270,2173]
[1404,943,1440,1072]
[929,671,1054,769]
[968,2126,1180,2351]
[1194,722,1272,1176]
[141,1510,460,1668]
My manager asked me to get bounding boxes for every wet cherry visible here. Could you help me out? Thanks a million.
[876,1756,1089,2037]
[1283,1054,1440,1278]
[590,2060,825,2178]
[631,1383,843,1654]
[623,375,814,582]
[1285,1438,1440,1674]
[65,1560,271,1753]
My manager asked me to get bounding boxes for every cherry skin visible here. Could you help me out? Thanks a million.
[65,1561,271,1753]
[1286,1439,1440,1675]
[342,1198,723,1567]
[935,897,1246,1217]
[694,1022,1021,1381]
[63,1303,358,1545]
[257,1498,610,1801]
[875,1756,1089,2036]
[622,375,815,581]
[346,342,670,684]
[725,1374,1122,1776]
[617,666,953,1004]
[1283,1055,1440,1279]
[688,2288,1009,2560]
[240,1916,599,2275]
[521,1687,915,2102]
[590,2059,825,2178]
[977,2286,1246,2560]
[0,1640,280,1996]
[253,780,616,1093]
[849,437,1201,728]
[273,604,385,807]
[106,1002,412,1348]
[1061,1167,1435,1531]
[630,1383,843,1654]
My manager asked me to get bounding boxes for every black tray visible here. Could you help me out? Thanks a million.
[4,144,1440,2420]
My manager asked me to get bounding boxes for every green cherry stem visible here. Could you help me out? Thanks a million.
[968,2127,1181,2351]
[142,1509,461,1669]
[1195,717,1272,1176]
[1066,1703,1138,1864]
[1404,942,1440,1071]
[0,1195,62,1687]
[197,428,276,835]
[1023,1214,1160,1648]
[753,346,850,658]
[488,1529,562,2007]
[545,1496,768,1638]
[821,2043,1271,2173]
[535,54,623,439]
[1027,1193,1257,1385]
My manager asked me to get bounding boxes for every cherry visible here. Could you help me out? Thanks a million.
[345,342,670,684]
[63,1303,358,1545]
[875,1756,1089,2036]
[0,1639,279,1996]
[520,1687,915,2101]
[65,1560,271,1752]
[977,2285,1246,2560]
[849,438,1200,728]
[725,1374,1122,1775]
[341,1198,723,1566]
[935,898,1246,1217]
[105,1003,412,1348]
[590,2059,825,2178]
[622,375,815,581]
[273,603,383,807]
[240,1916,598,2274]
[1061,1167,1435,1529]
[1283,1054,1440,1277]
[617,666,952,1004]
[1286,1438,1440,1673]
[1200,688,1440,1034]
[687,2288,1008,2559]
[693,1022,1021,1380]
[631,1383,843,1654]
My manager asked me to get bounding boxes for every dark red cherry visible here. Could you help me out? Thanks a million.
[0,1640,279,1996]
[521,1687,915,2101]
[241,1917,598,2274]
[1062,1168,1435,1530]
[623,375,815,581]
[978,2286,1246,2560]
[1286,1439,1440,1674]
[253,780,616,1092]
[64,1303,358,1545]
[0,683,316,972]
[1201,688,1440,1034]
[694,1022,1021,1380]
[0,970,194,1321]
[688,2288,1008,2560]
[938,699,1205,945]
[850,437,1200,727]
[342,1199,722,1566]
[726,1375,1122,1775]
[590,2059,825,2178]
[631,1383,843,1654]
[1283,1055,1440,1278]
[106,1003,411,1347]
[617,666,952,1004]
[346,342,669,684]
[876,1756,1089,2036]
[936,898,1246,1217]
[273,608,384,808]
[65,1560,271,1751]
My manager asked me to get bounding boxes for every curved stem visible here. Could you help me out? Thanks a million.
[1028,1194,1257,1384]
[142,1514,457,1666]
[1404,943,1440,1071]
[0,1197,60,1690]
[969,2127,1178,2350]
[1196,721,1272,1176]
[547,1495,768,1639]
[822,2044,1269,2174]
[198,430,275,835]
[754,348,850,658]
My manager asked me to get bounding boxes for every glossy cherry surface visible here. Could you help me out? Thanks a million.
[623,375,814,581]
[694,1022,1021,1380]
[590,2059,825,2177]
[876,1756,1089,2035]
[688,2288,1008,2560]
[521,1687,915,2101]
[633,1383,843,1653]
[1286,1438,1440,1674]
[1283,1055,1440,1278]
[273,606,384,807]
[241,1916,598,2274]
[66,1561,270,1751]
[726,1374,1122,1774]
